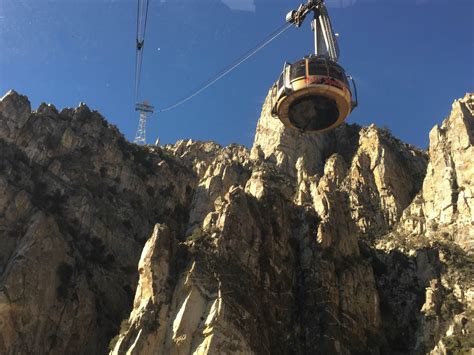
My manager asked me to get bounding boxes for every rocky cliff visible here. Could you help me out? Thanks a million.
[0,90,472,354]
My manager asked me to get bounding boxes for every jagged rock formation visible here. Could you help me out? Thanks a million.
[397,96,474,252]
[0,91,195,354]
[0,90,472,354]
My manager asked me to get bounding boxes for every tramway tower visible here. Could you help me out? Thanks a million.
[134,101,154,145]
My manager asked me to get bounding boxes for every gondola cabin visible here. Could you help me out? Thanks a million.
[270,55,357,132]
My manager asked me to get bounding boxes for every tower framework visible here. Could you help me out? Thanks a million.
[134,101,154,145]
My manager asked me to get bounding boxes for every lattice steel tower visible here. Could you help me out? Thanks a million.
[134,101,154,145]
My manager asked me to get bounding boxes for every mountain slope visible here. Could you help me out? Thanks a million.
[0,90,472,354]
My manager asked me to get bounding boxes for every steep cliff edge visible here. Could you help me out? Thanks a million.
[0,90,472,354]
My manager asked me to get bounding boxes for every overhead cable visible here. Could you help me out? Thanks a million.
[134,0,151,102]
[159,22,293,112]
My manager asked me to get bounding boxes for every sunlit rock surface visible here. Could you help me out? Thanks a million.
[0,89,472,354]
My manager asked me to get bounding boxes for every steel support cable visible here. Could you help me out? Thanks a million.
[136,0,141,39]
[159,22,293,112]
[134,0,151,102]
[134,0,141,101]
[134,49,142,101]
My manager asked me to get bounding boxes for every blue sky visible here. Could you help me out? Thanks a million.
[1,0,473,149]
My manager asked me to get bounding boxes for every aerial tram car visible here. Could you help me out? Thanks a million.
[132,0,358,144]
[271,0,358,132]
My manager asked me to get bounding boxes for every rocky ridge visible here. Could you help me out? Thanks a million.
[0,90,472,354]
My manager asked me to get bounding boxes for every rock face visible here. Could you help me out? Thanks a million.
[0,91,195,354]
[399,96,474,252]
[0,89,472,354]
